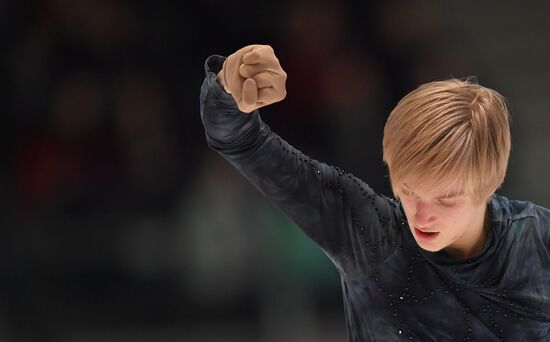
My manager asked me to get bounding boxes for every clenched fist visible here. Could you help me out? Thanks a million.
[217,44,287,113]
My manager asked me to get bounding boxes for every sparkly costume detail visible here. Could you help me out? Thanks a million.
[200,55,550,341]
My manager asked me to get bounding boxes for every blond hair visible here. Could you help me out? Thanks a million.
[382,77,511,203]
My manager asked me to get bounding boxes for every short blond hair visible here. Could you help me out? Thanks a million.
[382,77,511,203]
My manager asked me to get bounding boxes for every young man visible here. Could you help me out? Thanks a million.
[199,44,550,341]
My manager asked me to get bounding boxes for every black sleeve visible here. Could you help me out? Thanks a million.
[199,54,404,277]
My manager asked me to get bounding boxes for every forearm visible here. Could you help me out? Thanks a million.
[198,52,402,274]
[199,55,347,253]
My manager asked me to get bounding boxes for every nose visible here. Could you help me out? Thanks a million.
[414,200,436,227]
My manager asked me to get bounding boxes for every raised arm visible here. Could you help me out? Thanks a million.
[199,45,403,272]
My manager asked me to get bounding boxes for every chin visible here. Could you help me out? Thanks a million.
[416,241,444,252]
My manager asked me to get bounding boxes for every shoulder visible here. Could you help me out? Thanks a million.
[493,193,550,246]
[491,192,550,222]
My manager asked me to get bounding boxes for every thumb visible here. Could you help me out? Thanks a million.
[240,78,258,113]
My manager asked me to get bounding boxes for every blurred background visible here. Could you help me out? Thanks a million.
[2,0,550,341]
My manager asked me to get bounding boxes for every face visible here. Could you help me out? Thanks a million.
[396,177,491,257]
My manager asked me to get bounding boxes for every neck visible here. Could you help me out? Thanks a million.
[445,204,490,260]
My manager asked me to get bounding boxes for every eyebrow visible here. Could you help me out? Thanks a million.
[402,183,464,199]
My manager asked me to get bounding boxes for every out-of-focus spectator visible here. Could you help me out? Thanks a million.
[13,73,116,216]
[113,72,181,211]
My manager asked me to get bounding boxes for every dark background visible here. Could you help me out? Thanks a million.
[2,1,550,341]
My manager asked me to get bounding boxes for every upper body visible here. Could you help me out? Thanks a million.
[200,49,550,341]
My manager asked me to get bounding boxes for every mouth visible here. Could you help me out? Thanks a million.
[414,226,440,241]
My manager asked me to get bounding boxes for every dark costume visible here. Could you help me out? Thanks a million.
[200,55,550,341]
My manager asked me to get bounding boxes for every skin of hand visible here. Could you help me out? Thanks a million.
[216,44,287,113]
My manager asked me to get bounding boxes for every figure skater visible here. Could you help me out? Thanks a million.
[199,44,550,341]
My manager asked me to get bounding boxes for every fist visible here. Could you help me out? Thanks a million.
[217,44,287,113]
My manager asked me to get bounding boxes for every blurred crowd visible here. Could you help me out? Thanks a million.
[1,0,525,341]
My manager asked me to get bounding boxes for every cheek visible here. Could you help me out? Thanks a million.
[400,198,414,218]
[440,208,469,233]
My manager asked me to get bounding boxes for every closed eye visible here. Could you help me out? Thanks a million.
[438,199,456,208]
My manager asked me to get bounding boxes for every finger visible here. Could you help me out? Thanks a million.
[240,63,284,79]
[224,45,259,100]
[235,44,262,58]
[239,63,272,78]
[251,72,274,89]
[241,78,258,112]
[252,71,286,90]
[242,45,275,65]
[258,86,286,104]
